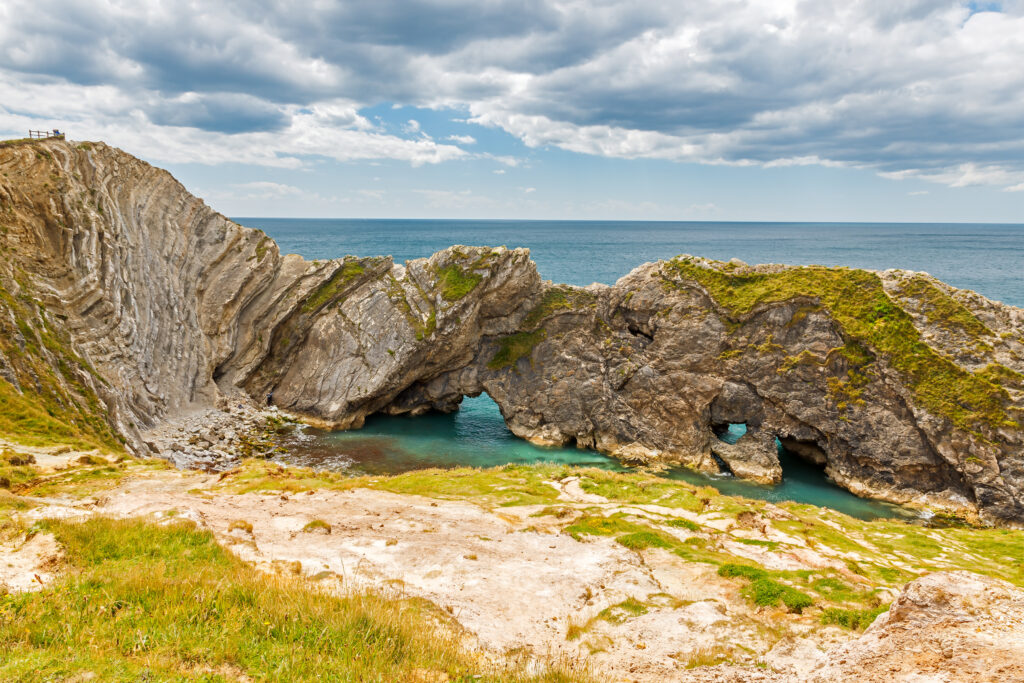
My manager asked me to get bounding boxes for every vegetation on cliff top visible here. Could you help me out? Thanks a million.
[664,257,1016,437]
[437,263,483,301]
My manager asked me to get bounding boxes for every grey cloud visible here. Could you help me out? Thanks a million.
[1,0,1023,187]
[145,93,289,133]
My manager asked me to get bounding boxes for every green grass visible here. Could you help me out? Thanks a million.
[665,518,701,532]
[742,578,813,613]
[717,563,768,581]
[596,597,648,624]
[488,329,547,370]
[521,286,596,329]
[665,257,1016,436]
[893,274,992,340]
[437,264,483,301]
[821,606,888,630]
[0,517,587,682]
[615,531,675,550]
[576,473,708,512]
[300,259,367,313]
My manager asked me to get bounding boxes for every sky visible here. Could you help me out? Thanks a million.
[1,0,1023,222]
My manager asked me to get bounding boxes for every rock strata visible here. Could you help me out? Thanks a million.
[1,138,1023,523]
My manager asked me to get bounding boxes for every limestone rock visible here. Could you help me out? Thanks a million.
[811,571,1024,682]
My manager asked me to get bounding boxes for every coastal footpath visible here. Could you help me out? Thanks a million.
[1,138,1023,523]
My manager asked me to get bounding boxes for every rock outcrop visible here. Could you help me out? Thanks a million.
[811,571,1024,682]
[1,138,1023,523]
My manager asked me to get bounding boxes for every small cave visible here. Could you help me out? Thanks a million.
[778,436,828,468]
[626,320,654,342]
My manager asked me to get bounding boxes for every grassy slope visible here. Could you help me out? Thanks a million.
[0,518,585,682]
[0,458,587,682]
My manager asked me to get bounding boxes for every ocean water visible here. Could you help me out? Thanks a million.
[242,219,1024,307]
[240,218,1024,520]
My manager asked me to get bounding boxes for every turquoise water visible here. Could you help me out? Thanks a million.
[244,219,1024,520]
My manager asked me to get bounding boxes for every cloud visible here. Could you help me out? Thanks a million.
[1,1,1024,188]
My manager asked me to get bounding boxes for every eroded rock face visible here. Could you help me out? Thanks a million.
[810,571,1024,682]
[1,139,1023,523]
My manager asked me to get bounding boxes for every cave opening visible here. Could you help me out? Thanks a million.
[712,422,747,445]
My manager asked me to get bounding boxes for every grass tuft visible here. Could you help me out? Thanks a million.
[820,605,888,630]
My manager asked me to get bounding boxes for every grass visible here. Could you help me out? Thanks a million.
[302,519,332,534]
[437,264,483,301]
[227,520,253,534]
[0,517,588,682]
[665,257,1016,436]
[681,645,735,669]
[596,597,648,624]
[1,456,168,499]
[820,605,888,630]
[300,258,367,313]
[893,274,992,340]
[488,329,547,370]
[665,518,701,532]
[742,578,813,613]
[521,286,596,330]
[615,530,675,550]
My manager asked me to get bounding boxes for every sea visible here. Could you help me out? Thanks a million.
[237,219,1024,520]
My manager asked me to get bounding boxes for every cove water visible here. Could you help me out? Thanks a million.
[240,218,1024,520]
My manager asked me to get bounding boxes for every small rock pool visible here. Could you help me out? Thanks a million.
[276,394,916,521]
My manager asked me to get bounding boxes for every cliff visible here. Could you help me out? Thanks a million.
[1,138,1022,523]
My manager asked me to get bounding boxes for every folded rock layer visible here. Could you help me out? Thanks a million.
[1,139,1022,523]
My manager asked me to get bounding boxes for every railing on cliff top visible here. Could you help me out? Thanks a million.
[28,129,65,139]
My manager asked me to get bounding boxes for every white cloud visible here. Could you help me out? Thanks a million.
[2,1,1024,188]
